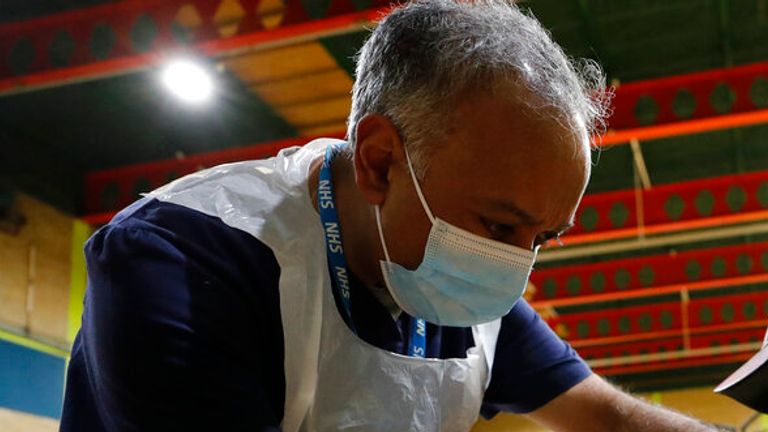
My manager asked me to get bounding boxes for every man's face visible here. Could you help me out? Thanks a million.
[377,94,591,270]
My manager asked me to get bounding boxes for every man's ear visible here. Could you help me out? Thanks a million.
[353,114,404,206]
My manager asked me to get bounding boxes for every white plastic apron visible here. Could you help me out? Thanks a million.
[148,138,502,432]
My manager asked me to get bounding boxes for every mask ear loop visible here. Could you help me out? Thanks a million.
[374,205,393,263]
[403,147,435,224]
[375,146,434,264]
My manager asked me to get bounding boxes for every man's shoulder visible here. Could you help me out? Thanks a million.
[499,298,538,329]
[84,198,284,340]
[106,196,237,237]
[96,197,279,271]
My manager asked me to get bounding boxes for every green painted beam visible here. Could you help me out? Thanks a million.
[717,0,734,67]
[319,30,371,77]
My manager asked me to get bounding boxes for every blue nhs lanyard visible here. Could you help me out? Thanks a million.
[318,144,427,358]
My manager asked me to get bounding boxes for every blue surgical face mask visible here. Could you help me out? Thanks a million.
[374,148,538,327]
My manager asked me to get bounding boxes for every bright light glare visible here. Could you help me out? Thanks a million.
[161,60,213,103]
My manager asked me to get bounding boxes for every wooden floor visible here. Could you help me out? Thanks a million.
[0,407,57,432]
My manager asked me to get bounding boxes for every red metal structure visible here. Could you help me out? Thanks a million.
[608,61,768,130]
[566,169,768,242]
[78,59,768,218]
[82,140,768,246]
[0,0,390,94]
[532,241,768,302]
[600,60,768,145]
[82,134,330,221]
[531,240,768,376]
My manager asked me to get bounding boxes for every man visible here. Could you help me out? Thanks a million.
[61,1,718,431]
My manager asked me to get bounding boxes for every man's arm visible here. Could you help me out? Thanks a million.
[526,374,719,431]
[61,200,286,431]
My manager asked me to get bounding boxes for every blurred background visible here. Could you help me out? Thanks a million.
[2,0,768,430]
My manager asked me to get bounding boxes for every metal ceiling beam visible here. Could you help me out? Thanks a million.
[70,36,768,225]
[629,138,652,190]
[571,320,767,350]
[82,149,768,237]
[563,303,763,376]
[598,108,768,146]
[555,210,768,250]
[604,59,768,137]
[82,132,343,222]
[594,350,753,376]
[535,273,768,309]
[592,342,760,370]
[531,226,768,372]
[532,240,768,305]
[77,45,768,221]
[0,0,390,96]
[541,219,768,263]
[544,280,768,365]
[3,0,767,129]
[558,167,768,243]
[536,269,768,375]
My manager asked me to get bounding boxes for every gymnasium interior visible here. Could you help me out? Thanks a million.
[3,0,768,430]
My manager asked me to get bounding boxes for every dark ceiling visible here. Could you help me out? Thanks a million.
[0,0,118,24]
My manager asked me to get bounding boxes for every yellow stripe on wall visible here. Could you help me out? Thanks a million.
[0,328,68,359]
[67,220,92,343]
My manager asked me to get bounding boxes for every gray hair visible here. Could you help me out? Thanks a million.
[346,0,611,175]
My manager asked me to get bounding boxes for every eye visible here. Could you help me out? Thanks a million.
[482,219,515,239]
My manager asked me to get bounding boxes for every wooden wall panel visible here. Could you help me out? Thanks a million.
[0,194,73,342]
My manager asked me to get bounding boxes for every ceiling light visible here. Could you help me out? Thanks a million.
[161,59,213,104]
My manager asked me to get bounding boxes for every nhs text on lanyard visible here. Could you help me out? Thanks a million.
[318,144,427,358]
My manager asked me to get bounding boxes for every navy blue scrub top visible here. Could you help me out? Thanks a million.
[60,197,591,431]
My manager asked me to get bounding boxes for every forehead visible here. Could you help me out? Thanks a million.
[425,94,591,224]
[437,95,590,182]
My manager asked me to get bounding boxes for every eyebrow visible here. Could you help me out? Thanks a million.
[487,198,575,233]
